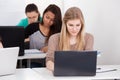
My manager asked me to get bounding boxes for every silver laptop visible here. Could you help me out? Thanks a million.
[0,47,19,76]
[54,51,97,76]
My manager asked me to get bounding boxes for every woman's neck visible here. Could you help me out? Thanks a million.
[70,36,76,45]
[39,24,50,36]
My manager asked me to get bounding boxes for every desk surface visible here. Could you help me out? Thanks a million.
[32,65,120,80]
[0,65,120,80]
[18,53,46,59]
[0,68,44,80]
[18,49,46,60]
[17,49,46,68]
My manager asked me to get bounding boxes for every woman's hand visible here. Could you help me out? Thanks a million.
[0,42,3,48]
[40,46,48,53]
[46,60,54,72]
[24,38,30,42]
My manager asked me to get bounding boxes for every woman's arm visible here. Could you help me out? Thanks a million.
[0,42,3,48]
[46,60,54,72]
[0,36,3,48]
[85,33,94,50]
[40,46,48,53]
[46,33,59,71]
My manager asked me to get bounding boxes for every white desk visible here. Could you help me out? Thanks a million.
[32,65,120,80]
[18,49,46,68]
[0,68,44,80]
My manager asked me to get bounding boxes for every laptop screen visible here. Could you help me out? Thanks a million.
[0,26,25,56]
[54,51,97,76]
[0,47,19,76]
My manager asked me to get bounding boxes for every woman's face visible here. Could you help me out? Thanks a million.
[66,19,81,37]
[26,11,39,24]
[43,11,55,27]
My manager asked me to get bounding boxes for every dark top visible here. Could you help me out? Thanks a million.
[25,22,40,38]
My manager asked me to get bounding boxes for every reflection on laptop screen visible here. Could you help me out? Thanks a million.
[0,26,24,56]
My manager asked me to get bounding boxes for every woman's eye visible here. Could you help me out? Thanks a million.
[46,16,49,19]
[69,24,73,26]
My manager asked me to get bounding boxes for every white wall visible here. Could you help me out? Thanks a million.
[64,0,120,65]
[25,0,64,17]
[0,0,26,25]
[0,0,120,65]
[0,0,63,25]
[93,0,120,65]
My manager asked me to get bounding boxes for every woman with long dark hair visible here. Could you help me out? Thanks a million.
[25,4,62,67]
[25,4,62,53]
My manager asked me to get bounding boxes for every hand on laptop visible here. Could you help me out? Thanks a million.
[0,42,3,48]
[46,61,54,72]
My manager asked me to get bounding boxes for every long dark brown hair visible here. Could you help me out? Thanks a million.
[41,4,62,43]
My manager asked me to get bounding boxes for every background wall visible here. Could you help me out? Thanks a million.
[0,0,26,25]
[25,0,64,17]
[64,0,120,65]
[0,0,63,25]
[0,0,120,65]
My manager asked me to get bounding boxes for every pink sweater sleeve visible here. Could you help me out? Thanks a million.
[46,33,59,62]
[84,33,94,50]
[46,33,94,63]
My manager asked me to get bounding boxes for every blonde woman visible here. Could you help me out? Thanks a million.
[46,7,94,71]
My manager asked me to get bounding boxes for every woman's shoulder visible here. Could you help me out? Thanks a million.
[48,33,60,47]
[27,22,40,27]
[51,33,60,38]
[26,22,40,31]
[49,33,60,40]
[85,32,94,40]
[25,22,40,38]
[19,18,28,23]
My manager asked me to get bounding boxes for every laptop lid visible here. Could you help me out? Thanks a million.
[0,47,19,76]
[0,26,24,56]
[54,51,97,76]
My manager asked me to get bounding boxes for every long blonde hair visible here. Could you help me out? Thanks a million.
[59,7,85,50]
